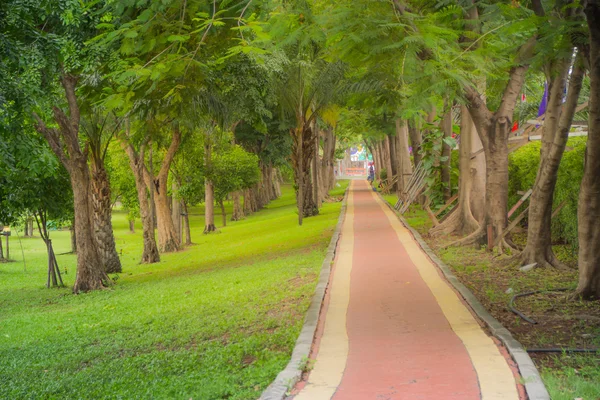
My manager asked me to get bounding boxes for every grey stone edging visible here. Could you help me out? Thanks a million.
[377,192,550,400]
[259,186,349,400]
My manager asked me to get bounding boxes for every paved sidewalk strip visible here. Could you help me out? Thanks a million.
[292,180,521,400]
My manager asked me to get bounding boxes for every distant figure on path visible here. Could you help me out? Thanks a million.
[367,163,375,183]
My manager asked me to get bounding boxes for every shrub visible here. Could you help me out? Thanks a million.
[508,138,586,250]
[379,168,388,181]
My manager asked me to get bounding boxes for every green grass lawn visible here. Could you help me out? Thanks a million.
[0,182,348,400]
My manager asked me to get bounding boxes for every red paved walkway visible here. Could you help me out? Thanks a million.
[292,181,521,400]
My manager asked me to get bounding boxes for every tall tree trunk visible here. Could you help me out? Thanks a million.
[395,119,413,194]
[142,130,181,252]
[70,158,107,291]
[292,127,318,224]
[70,224,77,254]
[383,138,393,186]
[129,219,135,233]
[441,109,453,200]
[312,123,320,206]
[34,75,107,292]
[522,54,584,270]
[171,181,182,243]
[576,3,600,299]
[408,121,423,168]
[182,201,192,245]
[91,163,122,274]
[430,106,482,237]
[388,134,398,192]
[220,199,227,227]
[231,191,244,221]
[25,217,34,237]
[456,38,535,250]
[204,180,216,233]
[243,189,253,216]
[122,141,160,264]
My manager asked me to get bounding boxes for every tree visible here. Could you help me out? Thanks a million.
[0,127,73,288]
[576,0,600,299]
[81,110,122,273]
[121,124,161,263]
[211,145,261,227]
[2,0,111,292]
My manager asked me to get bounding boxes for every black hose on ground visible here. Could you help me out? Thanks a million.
[509,288,598,354]
[526,348,598,353]
[508,288,571,325]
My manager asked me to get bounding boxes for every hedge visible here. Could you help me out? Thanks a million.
[508,137,587,250]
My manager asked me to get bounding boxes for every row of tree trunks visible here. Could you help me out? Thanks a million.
[521,52,584,270]
[238,165,282,220]
[24,217,34,237]
[576,2,600,299]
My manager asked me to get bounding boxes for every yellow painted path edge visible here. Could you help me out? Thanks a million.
[371,190,520,400]
[294,182,354,400]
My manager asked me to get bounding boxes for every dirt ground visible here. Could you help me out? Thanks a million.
[404,209,600,370]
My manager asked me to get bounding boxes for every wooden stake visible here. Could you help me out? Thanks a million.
[508,188,532,218]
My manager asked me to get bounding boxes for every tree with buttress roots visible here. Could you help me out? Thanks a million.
[576,0,600,299]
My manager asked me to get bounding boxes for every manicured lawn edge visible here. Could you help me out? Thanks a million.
[259,186,349,400]
[376,192,551,400]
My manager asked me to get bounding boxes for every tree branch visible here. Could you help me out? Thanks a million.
[60,74,80,133]
[157,127,182,182]
[33,112,69,168]
[498,36,537,117]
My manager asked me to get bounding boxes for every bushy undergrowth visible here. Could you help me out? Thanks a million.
[508,137,587,250]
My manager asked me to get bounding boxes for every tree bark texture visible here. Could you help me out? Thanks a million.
[291,126,319,224]
[122,141,160,264]
[70,224,77,254]
[171,181,182,243]
[34,75,107,293]
[183,201,192,245]
[231,191,244,221]
[395,119,413,194]
[383,137,393,186]
[460,43,534,250]
[312,123,320,205]
[220,200,227,227]
[204,180,216,233]
[143,130,181,252]
[388,134,398,192]
[430,106,482,237]
[90,164,122,274]
[441,109,453,200]
[522,54,584,270]
[408,121,423,168]
[576,2,600,299]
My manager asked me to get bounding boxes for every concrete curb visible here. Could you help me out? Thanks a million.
[259,186,349,400]
[377,192,550,400]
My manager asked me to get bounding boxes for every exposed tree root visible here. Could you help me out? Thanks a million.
[429,206,480,238]
[444,225,485,248]
[518,246,572,272]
